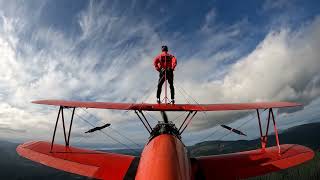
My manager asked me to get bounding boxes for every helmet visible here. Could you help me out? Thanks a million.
[161,45,168,52]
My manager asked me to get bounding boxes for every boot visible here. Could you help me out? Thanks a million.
[171,99,175,104]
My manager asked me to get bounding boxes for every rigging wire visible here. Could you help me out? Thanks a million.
[138,81,159,104]
[172,79,219,134]
[163,76,206,126]
[171,111,188,122]
[144,111,160,122]
[80,108,142,149]
[192,111,260,155]
[164,75,221,132]
[132,75,164,124]
[212,113,262,152]
[200,111,256,143]
[217,114,255,141]
[69,109,140,154]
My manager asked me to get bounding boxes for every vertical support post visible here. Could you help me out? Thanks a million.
[256,109,263,137]
[51,106,62,152]
[262,108,271,148]
[61,107,68,146]
[265,109,271,136]
[256,109,265,149]
[164,55,167,104]
[66,107,75,146]
[270,108,281,154]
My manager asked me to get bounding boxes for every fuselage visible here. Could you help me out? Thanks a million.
[135,134,191,180]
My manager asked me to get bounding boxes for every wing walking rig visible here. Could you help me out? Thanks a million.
[17,100,314,180]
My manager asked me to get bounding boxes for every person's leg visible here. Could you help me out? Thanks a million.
[167,70,175,100]
[156,71,165,101]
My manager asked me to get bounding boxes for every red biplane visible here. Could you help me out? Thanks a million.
[17,99,314,179]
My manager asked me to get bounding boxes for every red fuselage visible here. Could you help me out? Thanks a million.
[135,134,191,180]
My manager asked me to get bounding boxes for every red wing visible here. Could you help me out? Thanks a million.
[192,144,314,179]
[17,141,138,180]
[32,99,301,111]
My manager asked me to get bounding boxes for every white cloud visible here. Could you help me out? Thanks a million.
[0,0,162,145]
[0,1,319,147]
[183,16,320,130]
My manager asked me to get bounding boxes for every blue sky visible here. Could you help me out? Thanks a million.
[0,0,320,148]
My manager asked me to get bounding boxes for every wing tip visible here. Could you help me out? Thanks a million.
[192,144,314,179]
[31,100,47,104]
[16,141,100,178]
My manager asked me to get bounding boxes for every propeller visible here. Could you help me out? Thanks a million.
[161,111,169,123]
[220,124,247,136]
[85,123,111,133]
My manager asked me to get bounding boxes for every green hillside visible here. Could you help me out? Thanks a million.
[0,122,319,179]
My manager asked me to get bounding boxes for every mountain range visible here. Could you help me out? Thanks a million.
[0,122,319,179]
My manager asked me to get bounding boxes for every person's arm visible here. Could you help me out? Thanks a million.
[172,55,177,70]
[153,55,160,71]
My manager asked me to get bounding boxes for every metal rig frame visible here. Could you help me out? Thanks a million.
[134,110,198,140]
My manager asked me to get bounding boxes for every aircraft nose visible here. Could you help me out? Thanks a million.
[135,134,191,180]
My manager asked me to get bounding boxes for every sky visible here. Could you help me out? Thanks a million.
[0,0,320,149]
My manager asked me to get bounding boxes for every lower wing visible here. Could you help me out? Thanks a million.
[192,144,314,179]
[17,141,139,180]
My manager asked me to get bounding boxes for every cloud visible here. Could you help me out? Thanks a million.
[0,0,319,147]
[0,0,163,145]
[184,16,320,130]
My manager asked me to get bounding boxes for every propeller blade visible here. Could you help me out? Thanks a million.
[85,123,111,133]
[220,124,247,136]
[161,111,169,123]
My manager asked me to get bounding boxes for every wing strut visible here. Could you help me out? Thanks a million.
[256,108,281,154]
[51,106,76,152]
[134,110,152,133]
[179,111,198,134]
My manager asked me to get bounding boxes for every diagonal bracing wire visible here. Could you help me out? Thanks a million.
[80,108,142,149]
[192,111,261,155]
[170,78,223,133]
[69,109,140,154]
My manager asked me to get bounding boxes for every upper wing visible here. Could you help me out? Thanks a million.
[17,141,139,180]
[32,99,301,111]
[192,144,314,179]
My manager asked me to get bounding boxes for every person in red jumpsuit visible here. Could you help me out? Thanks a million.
[153,45,177,104]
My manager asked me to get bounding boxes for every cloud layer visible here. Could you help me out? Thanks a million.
[186,17,320,130]
[0,1,319,147]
